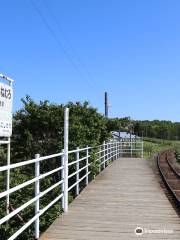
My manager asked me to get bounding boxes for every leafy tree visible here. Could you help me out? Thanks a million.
[0,96,110,239]
[12,96,109,161]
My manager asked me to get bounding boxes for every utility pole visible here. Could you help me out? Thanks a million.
[105,92,108,118]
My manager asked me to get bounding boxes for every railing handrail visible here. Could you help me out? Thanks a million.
[0,139,143,240]
[0,152,64,172]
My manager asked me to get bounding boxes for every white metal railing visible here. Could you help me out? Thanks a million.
[0,138,143,240]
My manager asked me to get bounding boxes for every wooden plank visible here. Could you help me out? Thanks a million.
[41,158,180,239]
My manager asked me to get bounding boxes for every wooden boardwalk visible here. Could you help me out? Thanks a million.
[41,158,180,239]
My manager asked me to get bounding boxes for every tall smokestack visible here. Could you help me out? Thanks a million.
[105,92,108,118]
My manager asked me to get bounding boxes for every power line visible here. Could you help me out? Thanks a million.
[29,0,95,89]
[42,0,98,88]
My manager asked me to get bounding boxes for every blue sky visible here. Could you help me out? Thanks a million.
[1,0,180,121]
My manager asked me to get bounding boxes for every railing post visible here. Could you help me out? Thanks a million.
[115,142,118,160]
[110,142,111,163]
[117,141,119,158]
[113,142,115,160]
[105,142,107,167]
[109,142,111,163]
[120,140,122,157]
[76,147,80,195]
[107,142,111,165]
[64,107,69,213]
[113,142,116,161]
[106,142,109,167]
[99,146,101,173]
[112,142,114,161]
[118,141,120,158]
[35,154,40,240]
[86,146,89,185]
[141,141,144,158]
[114,142,116,160]
[109,142,111,162]
[103,141,105,169]
[130,139,132,157]
[6,137,10,216]
[61,150,65,210]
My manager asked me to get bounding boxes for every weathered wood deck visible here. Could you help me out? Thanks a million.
[41,158,180,239]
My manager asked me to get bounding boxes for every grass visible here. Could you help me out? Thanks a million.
[143,137,180,157]
[143,137,180,168]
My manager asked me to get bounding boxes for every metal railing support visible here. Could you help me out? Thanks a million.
[76,147,80,195]
[0,138,145,240]
[110,142,112,162]
[114,142,115,160]
[35,154,40,240]
[6,137,10,216]
[116,142,117,159]
[105,142,107,167]
[141,141,144,158]
[86,146,89,185]
[86,146,89,186]
[61,150,65,209]
[109,142,111,162]
[103,141,105,169]
[115,142,116,159]
[64,107,69,213]
[120,142,123,157]
[99,146,101,173]
[118,142,120,158]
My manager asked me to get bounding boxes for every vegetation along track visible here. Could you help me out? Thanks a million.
[157,150,180,207]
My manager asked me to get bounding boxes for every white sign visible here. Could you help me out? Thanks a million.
[0,82,13,137]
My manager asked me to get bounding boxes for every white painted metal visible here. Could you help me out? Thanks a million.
[68,155,89,166]
[141,141,144,158]
[63,107,69,213]
[8,192,64,240]
[68,146,91,154]
[6,137,10,215]
[0,180,64,225]
[35,154,40,239]
[0,140,10,144]
[86,146,89,185]
[0,166,64,199]
[103,141,105,169]
[61,150,65,209]
[0,134,143,240]
[68,164,88,179]
[98,146,101,172]
[76,147,79,195]
[0,152,64,172]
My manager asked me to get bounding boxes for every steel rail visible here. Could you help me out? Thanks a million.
[157,152,180,205]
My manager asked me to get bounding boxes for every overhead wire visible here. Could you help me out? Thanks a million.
[29,0,97,90]
[42,0,98,88]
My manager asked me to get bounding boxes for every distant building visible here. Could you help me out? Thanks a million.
[111,131,140,140]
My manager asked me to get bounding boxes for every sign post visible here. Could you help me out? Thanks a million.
[0,73,14,215]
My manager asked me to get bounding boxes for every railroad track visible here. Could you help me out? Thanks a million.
[157,150,180,206]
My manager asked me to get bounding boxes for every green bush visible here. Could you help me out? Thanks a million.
[0,96,110,239]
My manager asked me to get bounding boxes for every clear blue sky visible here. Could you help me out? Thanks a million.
[1,0,180,121]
